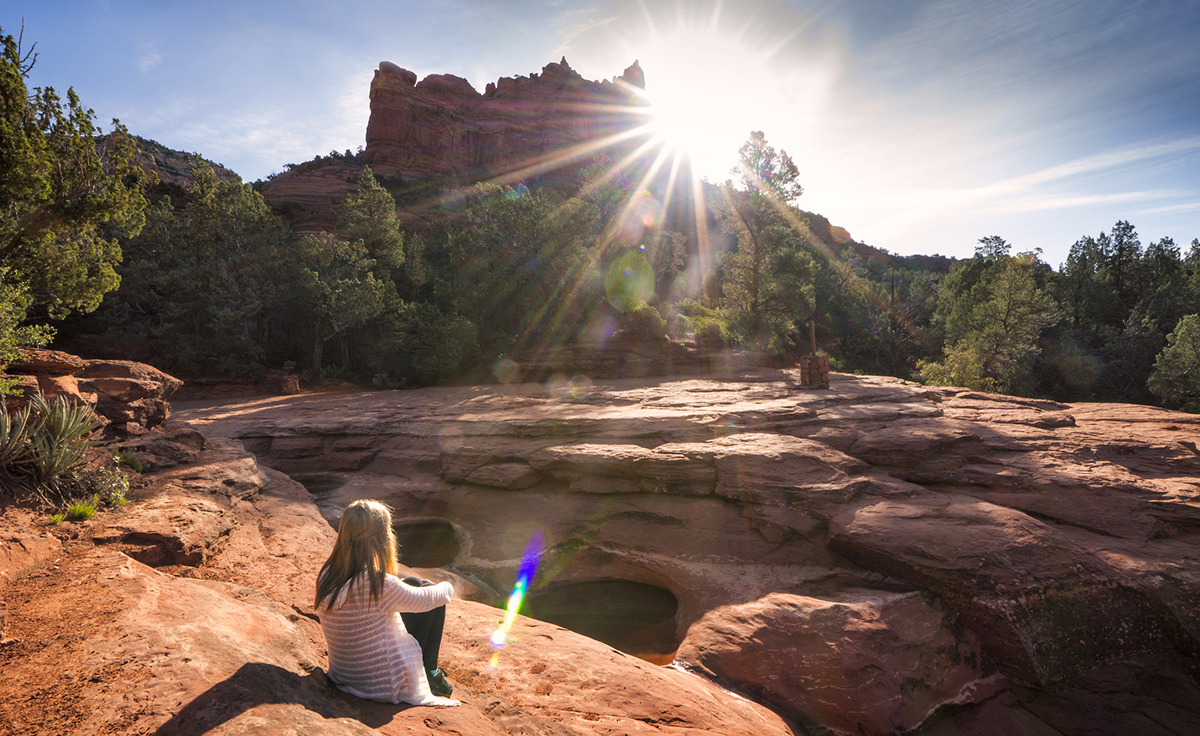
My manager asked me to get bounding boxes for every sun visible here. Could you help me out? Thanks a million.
[639,28,783,180]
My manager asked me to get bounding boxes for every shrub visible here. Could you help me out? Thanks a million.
[1,396,102,505]
[66,497,98,521]
[917,340,1001,393]
[617,302,668,343]
[72,465,129,507]
[50,513,65,525]
[693,318,730,353]
[114,451,144,473]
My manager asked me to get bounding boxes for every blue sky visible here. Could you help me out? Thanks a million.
[4,0,1199,267]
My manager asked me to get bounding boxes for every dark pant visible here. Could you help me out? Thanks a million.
[399,576,446,672]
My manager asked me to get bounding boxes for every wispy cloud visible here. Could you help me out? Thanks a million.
[989,190,1187,214]
[138,53,161,74]
[999,138,1200,192]
[877,136,1200,222]
[1131,201,1200,217]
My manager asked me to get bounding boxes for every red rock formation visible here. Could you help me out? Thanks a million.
[260,59,651,231]
[363,58,649,180]
[2,349,182,435]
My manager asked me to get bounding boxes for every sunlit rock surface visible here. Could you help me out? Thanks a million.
[170,370,1200,735]
[0,434,790,735]
[5,371,1198,734]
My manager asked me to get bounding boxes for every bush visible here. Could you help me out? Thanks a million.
[617,302,668,343]
[66,497,98,521]
[693,318,730,353]
[1,396,102,505]
[114,451,144,473]
[69,465,129,507]
[917,340,1001,393]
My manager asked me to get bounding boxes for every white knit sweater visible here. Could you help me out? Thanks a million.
[320,574,458,706]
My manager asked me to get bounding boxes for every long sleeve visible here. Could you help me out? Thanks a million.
[381,577,453,613]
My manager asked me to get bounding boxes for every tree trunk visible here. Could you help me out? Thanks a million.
[312,316,325,376]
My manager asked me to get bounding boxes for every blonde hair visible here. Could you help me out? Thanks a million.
[314,499,399,611]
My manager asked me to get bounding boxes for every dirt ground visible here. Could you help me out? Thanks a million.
[0,494,247,735]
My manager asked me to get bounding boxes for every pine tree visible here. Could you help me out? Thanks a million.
[1148,314,1200,412]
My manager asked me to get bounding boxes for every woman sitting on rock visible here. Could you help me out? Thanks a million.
[314,499,458,706]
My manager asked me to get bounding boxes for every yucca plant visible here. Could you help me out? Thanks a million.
[0,402,40,494]
[6,396,102,505]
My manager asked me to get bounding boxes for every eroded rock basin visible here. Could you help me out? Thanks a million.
[175,370,1200,735]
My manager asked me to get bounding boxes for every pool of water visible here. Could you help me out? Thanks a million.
[394,520,462,568]
[522,580,680,662]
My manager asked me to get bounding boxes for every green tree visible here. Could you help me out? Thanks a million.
[0,268,53,393]
[301,169,411,375]
[1108,219,1143,312]
[922,242,1060,394]
[336,167,404,274]
[0,27,146,318]
[1148,314,1200,412]
[102,161,295,377]
[299,232,387,376]
[713,131,813,355]
[1,25,146,387]
[445,184,599,358]
[1057,233,1120,338]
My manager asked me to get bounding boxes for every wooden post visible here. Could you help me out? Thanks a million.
[798,320,828,389]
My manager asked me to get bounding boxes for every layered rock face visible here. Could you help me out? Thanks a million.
[3,348,182,435]
[175,372,1200,735]
[363,58,647,179]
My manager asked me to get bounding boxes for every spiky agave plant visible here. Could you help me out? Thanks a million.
[19,396,102,505]
[0,402,40,495]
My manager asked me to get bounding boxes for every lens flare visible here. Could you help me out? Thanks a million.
[549,373,594,402]
[605,251,655,311]
[489,531,544,665]
[493,357,521,384]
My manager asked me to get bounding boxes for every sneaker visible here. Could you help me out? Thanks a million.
[427,667,454,697]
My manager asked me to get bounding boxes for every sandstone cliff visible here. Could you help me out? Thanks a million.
[362,57,647,179]
[259,58,650,231]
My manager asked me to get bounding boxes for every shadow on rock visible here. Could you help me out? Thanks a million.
[152,662,409,734]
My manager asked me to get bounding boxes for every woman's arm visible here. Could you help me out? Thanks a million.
[382,574,453,613]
